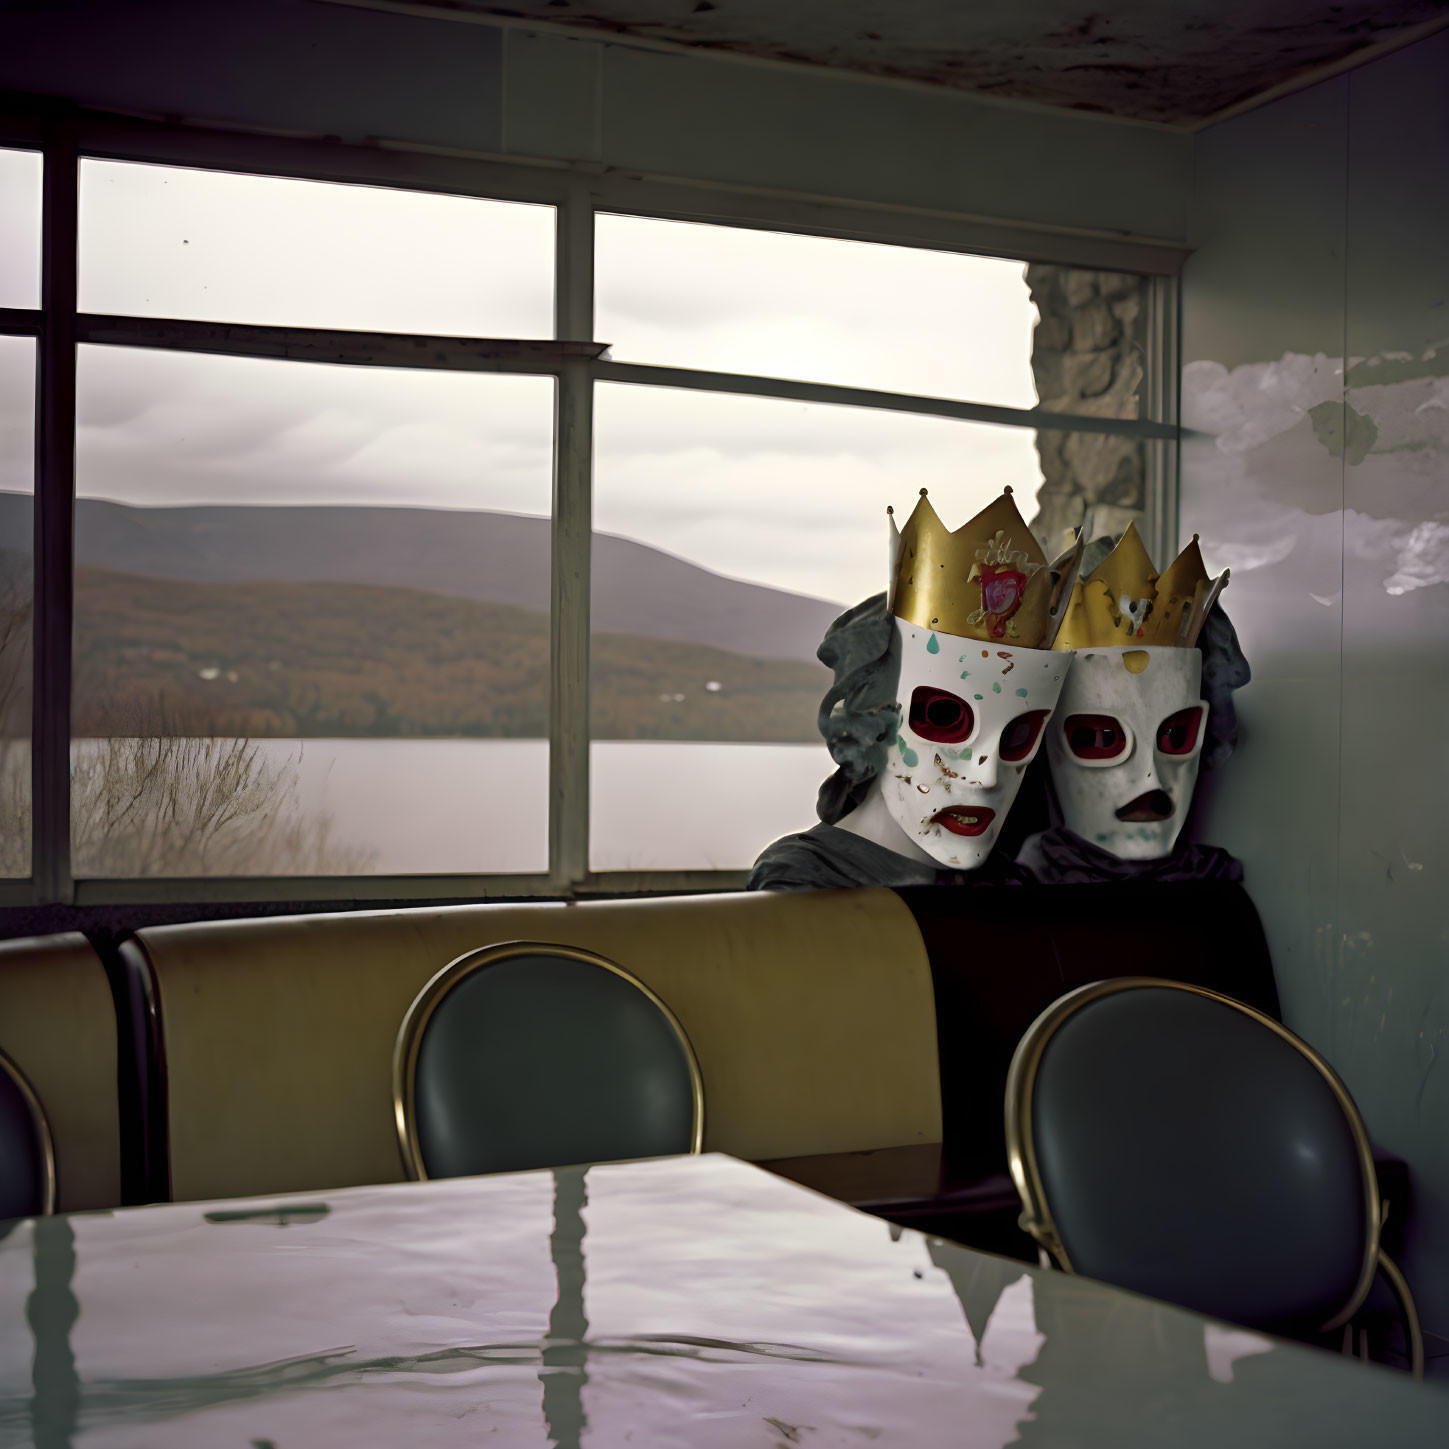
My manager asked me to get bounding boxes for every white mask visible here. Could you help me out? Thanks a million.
[1044,646,1207,859]
[878,618,1072,869]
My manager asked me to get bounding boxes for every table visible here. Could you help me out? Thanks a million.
[0,1154,1442,1447]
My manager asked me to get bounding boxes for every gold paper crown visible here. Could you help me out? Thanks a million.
[887,487,1058,645]
[1052,522,1229,651]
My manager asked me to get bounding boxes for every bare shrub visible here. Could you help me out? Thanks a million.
[69,734,377,877]
[0,552,377,877]
[0,742,27,877]
[4,733,378,879]
[0,552,32,877]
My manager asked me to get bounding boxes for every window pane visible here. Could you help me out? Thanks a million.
[0,148,42,310]
[588,385,1137,873]
[80,160,555,337]
[0,337,33,877]
[72,345,554,877]
[593,383,1046,606]
[597,215,1144,419]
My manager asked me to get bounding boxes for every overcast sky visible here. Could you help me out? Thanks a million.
[0,150,1048,606]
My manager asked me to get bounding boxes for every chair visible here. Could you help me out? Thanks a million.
[1004,977,1423,1376]
[0,1046,57,1219]
[394,941,703,1180]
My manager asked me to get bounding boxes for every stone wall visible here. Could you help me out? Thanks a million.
[1025,264,1147,553]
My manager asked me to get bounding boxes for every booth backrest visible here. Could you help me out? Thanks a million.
[0,933,121,1211]
[127,888,941,1203]
[900,880,1281,1176]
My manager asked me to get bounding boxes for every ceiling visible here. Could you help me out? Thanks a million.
[384,0,1449,124]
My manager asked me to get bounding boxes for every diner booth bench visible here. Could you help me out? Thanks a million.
[117,888,946,1206]
[0,932,123,1212]
[98,879,1284,1246]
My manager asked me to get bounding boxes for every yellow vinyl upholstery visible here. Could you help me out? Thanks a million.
[131,889,941,1203]
[0,933,122,1211]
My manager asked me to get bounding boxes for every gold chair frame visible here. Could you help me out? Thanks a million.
[1004,976,1423,1378]
[393,939,705,1182]
[0,1045,57,1216]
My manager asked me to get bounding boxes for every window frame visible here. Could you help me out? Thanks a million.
[0,106,1182,908]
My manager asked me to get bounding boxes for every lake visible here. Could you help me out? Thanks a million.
[69,738,833,877]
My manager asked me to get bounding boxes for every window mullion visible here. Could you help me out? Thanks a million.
[549,178,595,889]
[0,308,41,337]
[72,315,605,372]
[33,131,78,905]
[1144,272,1181,564]
[590,359,1178,441]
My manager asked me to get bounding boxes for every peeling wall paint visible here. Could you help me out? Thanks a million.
[1181,28,1449,1359]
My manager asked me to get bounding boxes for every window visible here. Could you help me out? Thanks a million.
[587,216,1153,873]
[72,346,554,876]
[1,146,40,881]
[5,122,1173,903]
[595,213,1039,405]
[63,163,563,880]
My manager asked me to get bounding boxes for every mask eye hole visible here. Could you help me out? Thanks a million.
[999,710,1050,763]
[1156,706,1203,756]
[908,686,974,744]
[1065,713,1128,761]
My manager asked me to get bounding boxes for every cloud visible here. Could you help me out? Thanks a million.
[0,147,41,310]
[596,211,1040,409]
[9,154,1051,606]
[595,382,1045,603]
[76,344,555,515]
[67,344,1048,606]
[78,159,555,338]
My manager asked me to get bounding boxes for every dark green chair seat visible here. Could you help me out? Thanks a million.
[0,1048,55,1220]
[1005,978,1420,1367]
[394,942,702,1180]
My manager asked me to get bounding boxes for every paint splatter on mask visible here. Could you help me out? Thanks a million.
[881,618,1071,868]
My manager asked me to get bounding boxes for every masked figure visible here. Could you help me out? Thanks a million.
[749,487,1077,892]
[1018,523,1248,884]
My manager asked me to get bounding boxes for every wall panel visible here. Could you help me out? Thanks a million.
[588,42,1189,242]
[1184,35,1449,1350]
[1180,79,1348,1054]
[1340,28,1449,1343]
[0,0,506,155]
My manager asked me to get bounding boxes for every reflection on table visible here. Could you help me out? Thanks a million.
[0,1154,1442,1447]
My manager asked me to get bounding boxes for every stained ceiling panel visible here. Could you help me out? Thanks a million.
[411,0,1449,123]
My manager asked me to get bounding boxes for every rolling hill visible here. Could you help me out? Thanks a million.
[0,493,845,664]
[69,564,830,741]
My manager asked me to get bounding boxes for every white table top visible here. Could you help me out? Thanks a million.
[0,1153,1442,1447]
